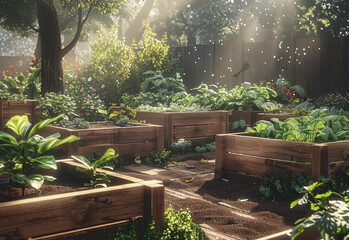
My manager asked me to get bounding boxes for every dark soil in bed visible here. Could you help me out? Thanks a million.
[0,174,90,202]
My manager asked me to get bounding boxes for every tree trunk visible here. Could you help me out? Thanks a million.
[33,34,41,60]
[124,0,155,44]
[37,0,63,94]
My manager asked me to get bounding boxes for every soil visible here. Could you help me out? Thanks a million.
[0,174,90,202]
[118,152,311,240]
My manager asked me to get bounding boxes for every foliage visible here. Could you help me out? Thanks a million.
[58,117,90,129]
[290,170,349,240]
[131,25,180,85]
[122,70,186,108]
[63,74,105,122]
[262,78,307,105]
[161,205,209,240]
[259,169,312,200]
[231,119,247,131]
[144,149,172,167]
[194,142,215,153]
[171,139,193,154]
[110,205,209,240]
[38,92,77,120]
[246,108,349,143]
[0,60,41,100]
[314,93,349,111]
[0,115,79,192]
[89,25,180,105]
[72,148,119,188]
[89,25,135,105]
[137,103,210,113]
[87,152,123,169]
[260,102,283,114]
[99,106,137,125]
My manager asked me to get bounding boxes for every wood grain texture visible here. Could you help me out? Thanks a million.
[0,98,39,131]
[0,160,165,239]
[39,123,164,160]
[136,111,228,147]
[216,133,349,178]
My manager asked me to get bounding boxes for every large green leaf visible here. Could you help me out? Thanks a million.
[33,155,57,170]
[0,132,19,147]
[72,155,92,169]
[37,133,61,144]
[28,114,64,139]
[6,115,29,136]
[37,139,60,155]
[12,173,30,187]
[307,119,325,131]
[93,148,118,170]
[29,174,45,189]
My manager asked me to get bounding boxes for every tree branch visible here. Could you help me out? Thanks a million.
[60,6,92,58]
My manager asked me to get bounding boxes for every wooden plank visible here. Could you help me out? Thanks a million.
[0,183,145,239]
[224,152,311,176]
[224,134,314,162]
[171,111,227,126]
[143,183,165,229]
[255,113,300,123]
[173,124,217,140]
[156,126,164,153]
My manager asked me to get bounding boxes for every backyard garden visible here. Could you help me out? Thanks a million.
[0,0,349,240]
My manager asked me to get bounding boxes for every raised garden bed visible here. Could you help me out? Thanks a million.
[39,123,164,160]
[135,111,229,147]
[0,98,39,131]
[215,132,349,179]
[0,160,164,239]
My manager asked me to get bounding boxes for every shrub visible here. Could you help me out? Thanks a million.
[88,25,135,105]
[39,92,77,120]
[314,92,349,111]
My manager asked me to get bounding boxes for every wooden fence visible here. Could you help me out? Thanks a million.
[174,37,349,97]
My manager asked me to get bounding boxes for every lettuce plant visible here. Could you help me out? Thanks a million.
[0,114,79,193]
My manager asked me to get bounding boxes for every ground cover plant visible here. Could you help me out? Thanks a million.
[170,139,215,154]
[246,108,349,143]
[0,114,79,194]
[110,205,209,240]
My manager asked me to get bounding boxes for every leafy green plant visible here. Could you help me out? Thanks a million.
[110,205,209,240]
[231,119,247,131]
[171,139,193,154]
[290,172,349,240]
[314,92,349,111]
[99,106,137,125]
[194,142,215,153]
[247,108,349,143]
[144,149,172,167]
[0,114,79,193]
[72,148,119,187]
[122,71,186,108]
[260,101,283,113]
[137,103,210,113]
[39,92,77,120]
[259,169,312,200]
[58,116,90,129]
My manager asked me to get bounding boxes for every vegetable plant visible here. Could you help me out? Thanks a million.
[98,106,137,125]
[144,149,172,166]
[0,114,79,193]
[290,171,349,240]
[247,108,349,143]
[72,148,119,187]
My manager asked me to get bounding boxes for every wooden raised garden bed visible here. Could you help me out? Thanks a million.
[39,123,164,159]
[135,111,229,147]
[0,160,164,239]
[0,98,39,131]
[215,133,349,180]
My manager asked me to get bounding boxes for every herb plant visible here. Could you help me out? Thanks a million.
[171,139,193,154]
[72,148,119,187]
[0,114,79,193]
[99,106,136,125]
